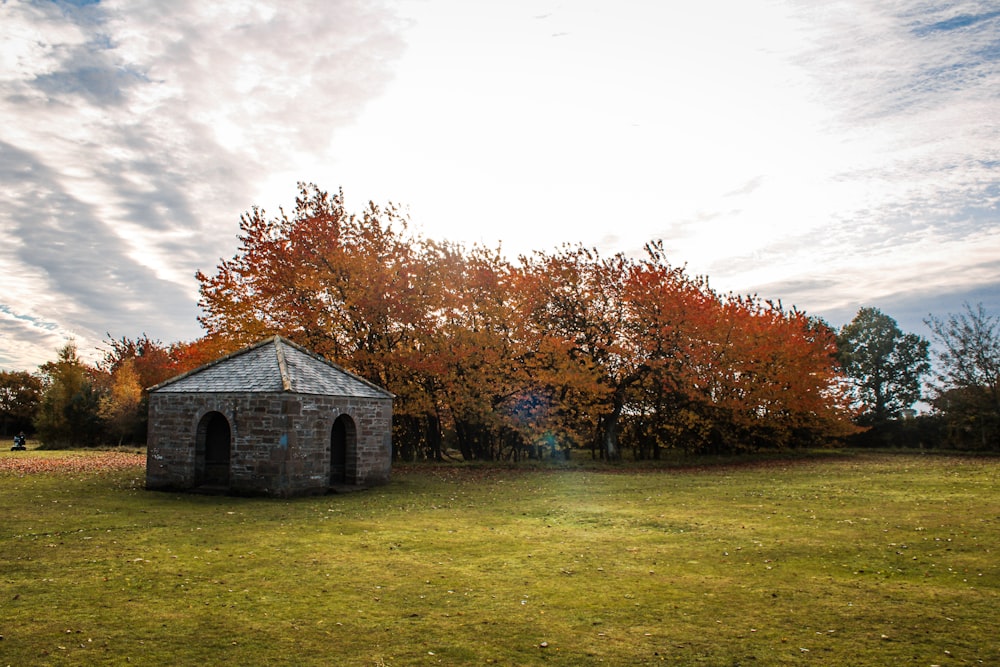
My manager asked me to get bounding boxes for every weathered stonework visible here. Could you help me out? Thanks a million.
[145,337,393,497]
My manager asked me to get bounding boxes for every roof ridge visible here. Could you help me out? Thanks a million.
[273,336,293,392]
[275,336,395,398]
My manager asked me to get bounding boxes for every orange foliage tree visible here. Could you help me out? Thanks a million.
[615,242,721,457]
[194,184,858,459]
[197,184,460,458]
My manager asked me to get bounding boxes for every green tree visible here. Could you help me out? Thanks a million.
[0,370,43,437]
[926,303,1000,449]
[36,342,105,447]
[837,307,930,424]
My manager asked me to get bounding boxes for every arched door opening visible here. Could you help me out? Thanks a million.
[196,411,231,487]
[330,414,356,486]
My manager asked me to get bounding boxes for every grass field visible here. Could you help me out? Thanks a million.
[1,449,998,665]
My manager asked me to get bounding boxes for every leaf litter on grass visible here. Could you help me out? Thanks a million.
[0,450,145,475]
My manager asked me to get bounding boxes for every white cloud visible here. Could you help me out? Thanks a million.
[0,0,406,368]
[0,0,997,370]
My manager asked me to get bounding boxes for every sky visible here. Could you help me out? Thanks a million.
[1,0,998,371]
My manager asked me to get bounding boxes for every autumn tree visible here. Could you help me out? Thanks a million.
[617,243,719,457]
[197,184,426,372]
[197,184,449,459]
[515,245,619,459]
[98,358,144,445]
[837,307,930,424]
[101,334,178,390]
[167,336,238,375]
[194,184,864,458]
[92,334,183,445]
[620,246,856,455]
[415,242,525,461]
[702,297,858,451]
[0,370,43,437]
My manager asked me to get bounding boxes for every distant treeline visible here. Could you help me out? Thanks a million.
[4,185,997,455]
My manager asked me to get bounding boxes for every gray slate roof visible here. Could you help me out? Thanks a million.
[150,336,393,398]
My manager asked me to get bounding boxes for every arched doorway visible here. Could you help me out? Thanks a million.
[330,414,356,485]
[196,411,231,487]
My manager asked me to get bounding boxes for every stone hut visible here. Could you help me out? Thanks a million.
[145,336,393,497]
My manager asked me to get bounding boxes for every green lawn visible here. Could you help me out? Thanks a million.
[1,450,998,665]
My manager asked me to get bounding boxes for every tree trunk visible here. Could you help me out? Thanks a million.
[425,413,443,462]
[599,387,626,462]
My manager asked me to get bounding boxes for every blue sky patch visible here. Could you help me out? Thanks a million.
[914,10,1000,36]
[33,66,145,106]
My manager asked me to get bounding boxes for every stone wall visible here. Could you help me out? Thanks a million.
[146,391,392,496]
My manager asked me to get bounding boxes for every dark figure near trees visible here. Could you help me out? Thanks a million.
[11,432,26,450]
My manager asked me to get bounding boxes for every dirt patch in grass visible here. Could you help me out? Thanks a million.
[0,450,145,475]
